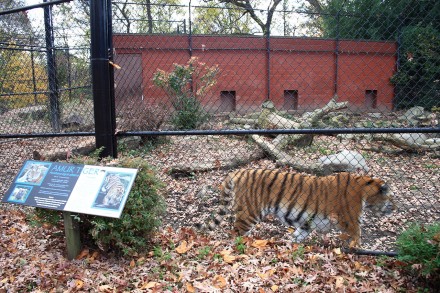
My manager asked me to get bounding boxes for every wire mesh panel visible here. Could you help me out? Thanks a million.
[0,1,438,254]
[0,1,94,197]
[111,1,439,252]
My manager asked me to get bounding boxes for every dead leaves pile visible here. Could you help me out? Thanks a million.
[1,213,420,292]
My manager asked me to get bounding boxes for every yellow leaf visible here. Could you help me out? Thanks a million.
[257,269,275,279]
[142,281,160,289]
[1,278,8,283]
[223,254,236,264]
[98,285,114,292]
[75,279,84,289]
[333,247,342,255]
[186,282,195,292]
[176,240,191,254]
[130,259,136,267]
[251,239,269,249]
[335,276,345,288]
[271,285,279,292]
[212,275,227,289]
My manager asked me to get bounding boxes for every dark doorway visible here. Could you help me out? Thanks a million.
[365,90,377,109]
[220,91,236,112]
[284,90,298,110]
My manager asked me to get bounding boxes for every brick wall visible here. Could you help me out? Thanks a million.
[113,34,396,112]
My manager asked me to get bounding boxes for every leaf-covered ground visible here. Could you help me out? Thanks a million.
[0,117,438,291]
[0,207,423,292]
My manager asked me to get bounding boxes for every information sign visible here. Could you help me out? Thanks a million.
[2,160,137,218]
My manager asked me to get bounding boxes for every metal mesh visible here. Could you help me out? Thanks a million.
[1,1,439,251]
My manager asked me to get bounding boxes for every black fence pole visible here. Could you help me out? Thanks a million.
[107,0,117,151]
[44,0,61,132]
[90,0,117,158]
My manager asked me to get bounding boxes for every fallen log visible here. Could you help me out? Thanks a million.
[272,95,348,148]
[251,134,325,174]
[372,134,440,151]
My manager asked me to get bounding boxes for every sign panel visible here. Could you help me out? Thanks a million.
[2,160,137,218]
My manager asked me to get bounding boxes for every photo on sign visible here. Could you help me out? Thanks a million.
[16,161,51,185]
[92,172,133,211]
[8,185,32,203]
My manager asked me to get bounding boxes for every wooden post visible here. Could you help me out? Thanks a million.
[63,212,82,260]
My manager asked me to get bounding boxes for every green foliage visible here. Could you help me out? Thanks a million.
[34,156,166,256]
[152,57,218,130]
[397,223,440,279]
[192,0,253,35]
[234,236,246,254]
[292,244,306,260]
[88,158,165,255]
[197,246,212,259]
[307,0,440,110]
[391,25,440,109]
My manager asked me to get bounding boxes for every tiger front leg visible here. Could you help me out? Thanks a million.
[344,223,362,248]
[292,227,310,243]
[233,210,254,236]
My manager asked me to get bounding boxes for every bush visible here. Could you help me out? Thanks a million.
[34,156,166,256]
[397,223,440,280]
[117,101,169,143]
[152,57,218,130]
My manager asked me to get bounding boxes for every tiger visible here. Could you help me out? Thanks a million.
[101,174,126,207]
[199,169,394,248]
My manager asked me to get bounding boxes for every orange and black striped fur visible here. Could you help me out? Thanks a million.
[203,169,393,248]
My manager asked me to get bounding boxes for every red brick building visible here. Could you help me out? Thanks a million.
[113,34,396,112]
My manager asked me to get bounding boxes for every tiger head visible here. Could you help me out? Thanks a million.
[361,177,394,215]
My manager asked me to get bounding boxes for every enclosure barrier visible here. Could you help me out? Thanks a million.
[0,0,439,258]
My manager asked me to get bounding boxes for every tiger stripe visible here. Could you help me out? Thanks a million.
[198,169,394,248]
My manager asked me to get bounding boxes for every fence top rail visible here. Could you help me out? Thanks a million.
[0,0,72,16]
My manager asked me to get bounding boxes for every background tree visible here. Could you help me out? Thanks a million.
[192,0,254,35]
[302,0,440,109]
[217,0,283,36]
[112,0,184,34]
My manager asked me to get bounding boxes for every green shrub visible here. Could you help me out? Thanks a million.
[152,57,218,130]
[170,95,209,130]
[397,222,440,279]
[34,156,166,256]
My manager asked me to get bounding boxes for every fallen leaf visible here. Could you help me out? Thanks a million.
[130,259,135,267]
[251,239,269,249]
[220,250,236,263]
[335,276,345,288]
[333,248,342,255]
[223,253,236,264]
[186,282,195,292]
[142,281,160,289]
[176,240,191,254]
[75,279,84,289]
[98,285,114,292]
[212,275,227,289]
[271,285,279,292]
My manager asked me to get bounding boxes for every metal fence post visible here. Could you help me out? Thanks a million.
[90,0,117,158]
[44,0,61,132]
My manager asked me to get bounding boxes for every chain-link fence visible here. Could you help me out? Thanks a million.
[0,0,94,196]
[1,1,439,253]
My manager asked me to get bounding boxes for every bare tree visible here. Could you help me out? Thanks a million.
[218,0,282,36]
